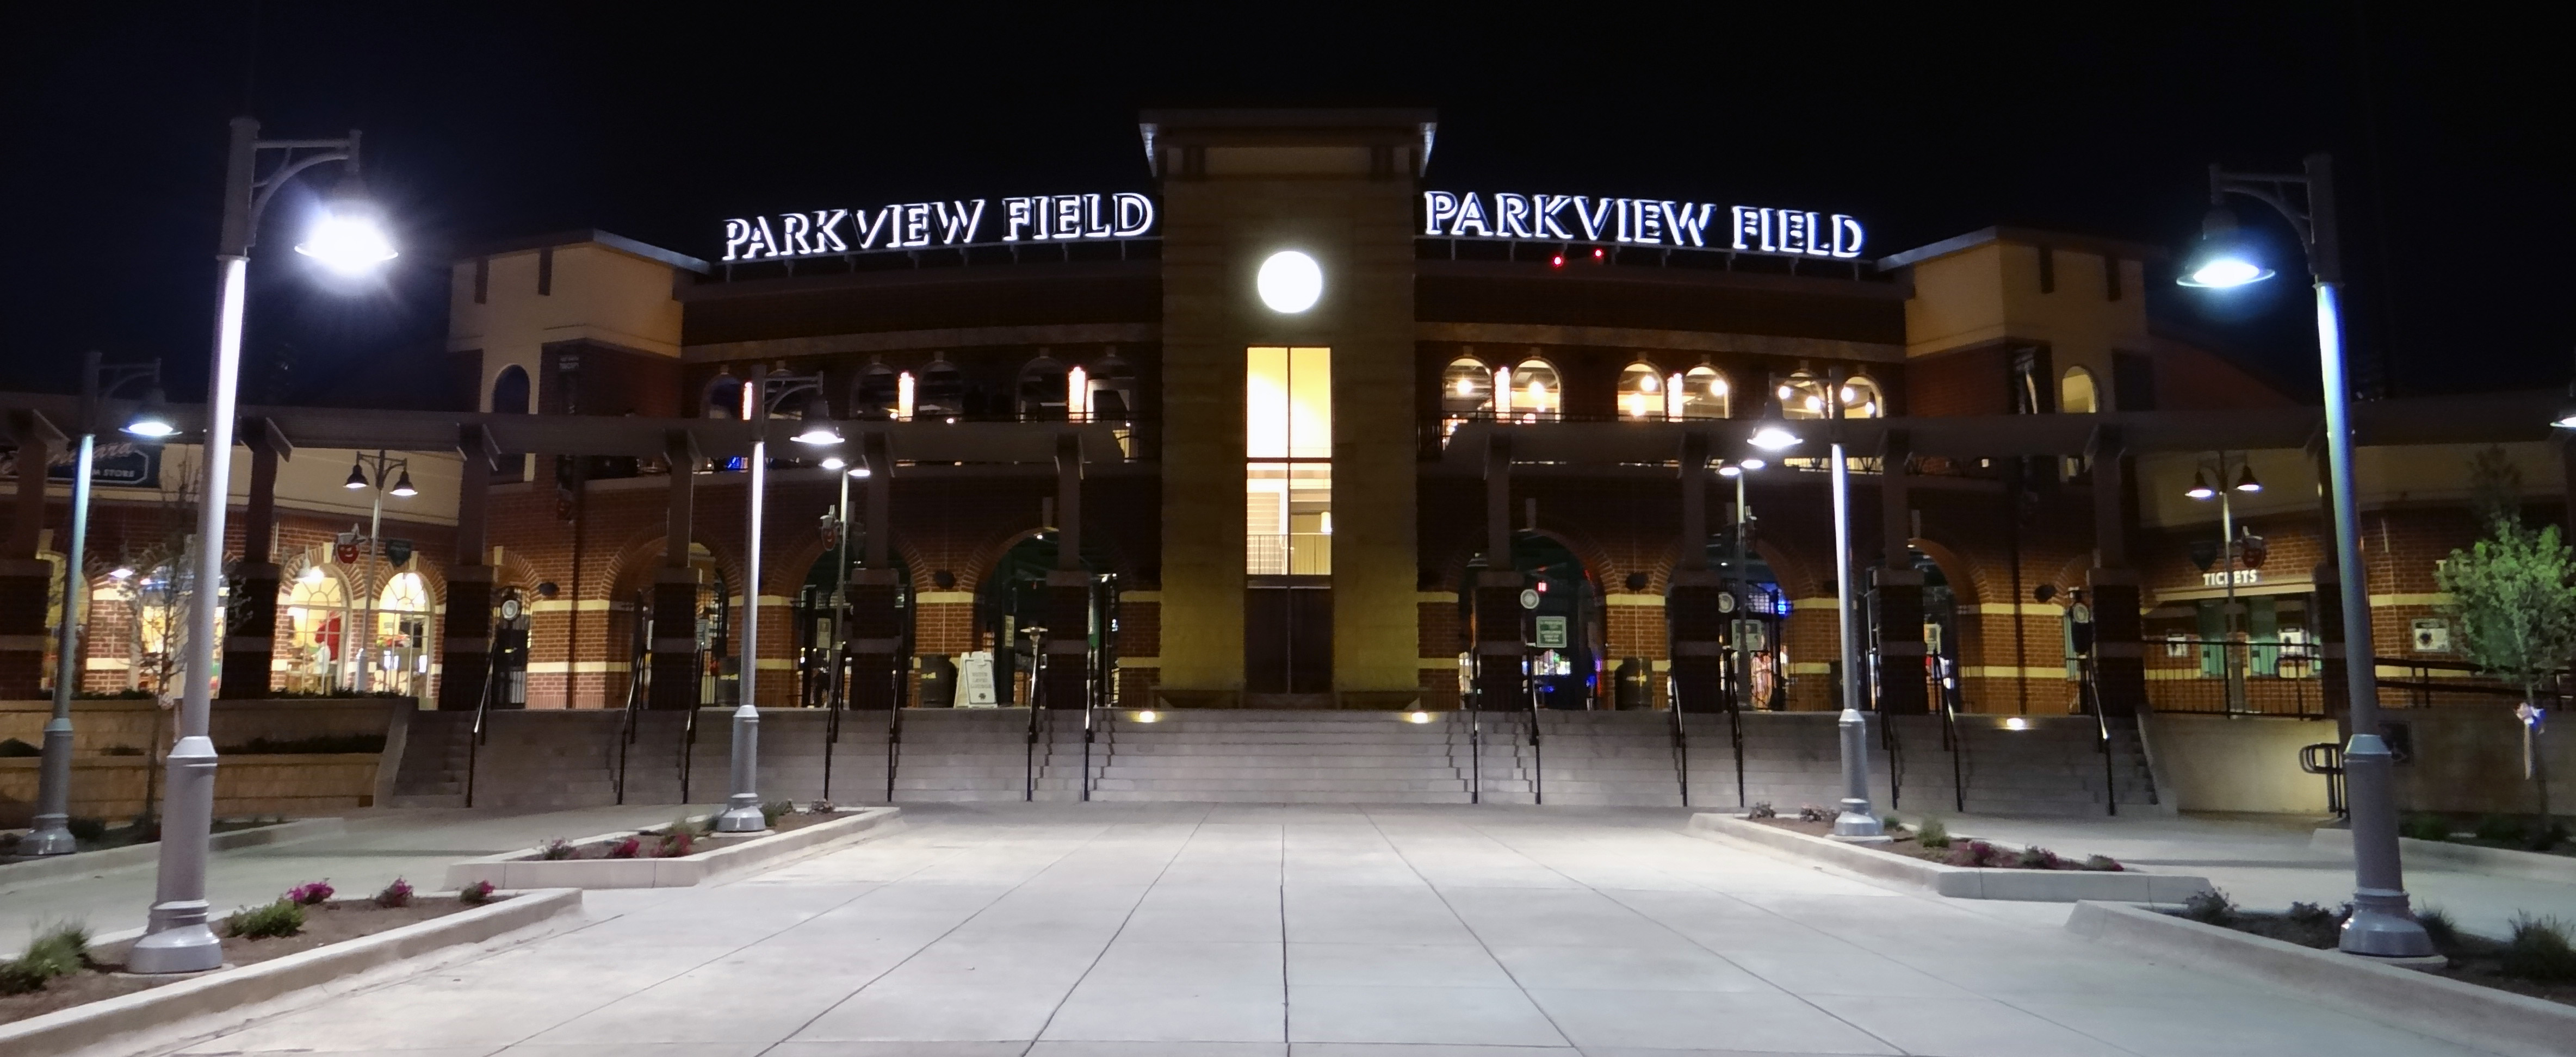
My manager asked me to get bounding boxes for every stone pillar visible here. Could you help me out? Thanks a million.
[221,419,288,698]
[1473,433,1525,711]
[0,411,65,698]
[1043,433,1089,708]
[649,430,702,710]
[1668,433,1726,712]
[1873,430,1927,715]
[844,432,902,710]
[439,425,498,711]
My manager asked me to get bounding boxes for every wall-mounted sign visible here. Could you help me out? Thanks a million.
[2201,569,2258,587]
[722,192,1157,262]
[1533,615,1569,649]
[2411,618,2449,653]
[0,444,161,489]
[1422,191,1866,259]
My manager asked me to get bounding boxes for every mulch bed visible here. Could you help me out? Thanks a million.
[519,808,848,862]
[0,896,486,1027]
[1746,815,2125,871]
[2192,909,2576,1007]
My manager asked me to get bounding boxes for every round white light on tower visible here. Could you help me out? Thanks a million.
[1256,250,1322,313]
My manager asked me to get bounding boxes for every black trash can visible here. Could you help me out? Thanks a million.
[917,654,957,708]
[1614,657,1653,711]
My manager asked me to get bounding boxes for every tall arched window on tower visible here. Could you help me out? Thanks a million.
[1017,351,1068,421]
[1509,356,1561,422]
[1681,363,1730,419]
[1248,346,1332,576]
[1439,355,1492,440]
[490,365,530,414]
[2060,366,2099,413]
[1616,362,1664,420]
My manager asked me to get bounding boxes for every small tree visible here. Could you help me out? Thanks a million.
[2439,449,2576,844]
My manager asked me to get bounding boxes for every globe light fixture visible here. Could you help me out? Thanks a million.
[294,197,399,276]
[2175,208,2274,289]
[123,387,177,438]
[1256,250,1322,313]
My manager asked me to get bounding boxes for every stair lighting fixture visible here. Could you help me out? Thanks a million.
[1133,710,1160,723]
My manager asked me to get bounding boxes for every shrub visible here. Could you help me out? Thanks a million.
[1913,818,1951,849]
[0,921,92,993]
[376,878,414,908]
[2475,814,2525,844]
[0,737,38,757]
[1795,804,1833,824]
[761,800,795,826]
[459,881,497,905]
[66,817,108,842]
[658,831,695,858]
[100,744,145,756]
[2286,901,2341,926]
[2501,915,2576,982]
[808,801,836,814]
[2016,845,2063,870]
[2417,906,2461,954]
[606,836,642,859]
[668,813,709,837]
[2082,854,2124,872]
[1947,841,2005,868]
[2179,888,2234,925]
[287,880,335,906]
[2529,820,2570,852]
[228,899,305,939]
[2400,814,2453,842]
[538,838,578,861]
[1744,801,1776,820]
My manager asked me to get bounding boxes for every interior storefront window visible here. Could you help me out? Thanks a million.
[373,570,434,696]
[281,567,347,694]
[1247,346,1332,576]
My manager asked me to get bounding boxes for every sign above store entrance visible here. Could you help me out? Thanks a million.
[722,192,1157,262]
[1421,191,1866,259]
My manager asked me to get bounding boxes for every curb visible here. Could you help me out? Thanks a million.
[2065,899,2575,1057]
[443,806,903,889]
[0,887,582,1057]
[2310,826,2576,886]
[0,818,346,894]
[1686,813,2212,903]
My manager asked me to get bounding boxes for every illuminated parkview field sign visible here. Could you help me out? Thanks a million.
[1423,191,1865,259]
[722,192,1156,262]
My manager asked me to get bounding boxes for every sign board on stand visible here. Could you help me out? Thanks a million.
[958,651,999,707]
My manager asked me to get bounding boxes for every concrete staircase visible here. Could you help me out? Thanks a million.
[387,705,2163,815]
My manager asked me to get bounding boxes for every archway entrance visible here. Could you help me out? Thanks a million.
[794,546,913,708]
[1912,548,1965,712]
[1463,531,1604,710]
[979,532,1112,707]
[1703,538,1788,711]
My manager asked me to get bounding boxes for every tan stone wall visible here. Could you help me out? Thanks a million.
[2142,713,2337,814]
[0,698,397,754]
[0,753,381,826]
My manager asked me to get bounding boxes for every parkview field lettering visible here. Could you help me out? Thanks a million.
[1422,191,1865,259]
[722,192,1155,261]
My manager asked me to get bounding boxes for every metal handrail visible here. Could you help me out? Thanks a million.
[464,630,501,807]
[2300,741,2348,818]
[1666,674,1689,806]
[1023,637,1044,802]
[1467,652,1483,804]
[821,642,846,803]
[1935,656,1966,814]
[1878,687,1904,812]
[1526,668,1545,805]
[2084,652,2119,817]
[614,602,649,805]
[679,700,702,803]
[884,656,903,803]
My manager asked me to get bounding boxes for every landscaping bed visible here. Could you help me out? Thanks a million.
[1688,812,2211,903]
[445,804,902,890]
[2171,889,2576,1007]
[513,801,841,862]
[1743,806,2127,872]
[0,879,493,1027]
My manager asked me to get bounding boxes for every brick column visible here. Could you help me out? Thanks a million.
[1873,430,1927,714]
[0,411,64,697]
[221,418,286,697]
[2085,428,2145,718]
[1041,434,1088,708]
[1472,434,1524,711]
[439,425,498,711]
[649,430,701,710]
[1667,570,1728,713]
[846,569,902,709]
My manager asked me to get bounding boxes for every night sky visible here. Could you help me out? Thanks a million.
[2,3,2563,410]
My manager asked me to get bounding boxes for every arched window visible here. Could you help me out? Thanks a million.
[1439,356,1492,440]
[1617,362,1664,420]
[1779,371,1829,419]
[851,358,900,420]
[372,571,435,697]
[490,365,530,414]
[1681,364,1730,419]
[2060,366,2099,414]
[1507,356,1561,421]
[280,563,347,694]
[1841,375,1885,419]
[1017,351,1068,421]
[702,371,745,420]
[915,355,964,421]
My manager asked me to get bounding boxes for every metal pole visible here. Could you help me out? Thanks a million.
[717,383,769,831]
[2219,454,2241,714]
[1829,391,1885,840]
[360,453,385,693]
[26,388,98,855]
[1735,470,1751,710]
[128,119,257,975]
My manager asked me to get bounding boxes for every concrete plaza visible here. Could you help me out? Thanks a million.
[116,803,2509,1057]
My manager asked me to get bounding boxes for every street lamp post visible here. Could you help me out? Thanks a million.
[128,117,395,975]
[2177,153,2433,958]
[23,353,173,857]
[1823,375,1885,841]
[340,451,416,694]
[2187,453,2262,713]
[713,367,840,832]
[1716,458,1765,711]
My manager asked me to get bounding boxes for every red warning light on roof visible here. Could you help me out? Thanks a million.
[1592,247,1605,260]
[1549,254,1564,268]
